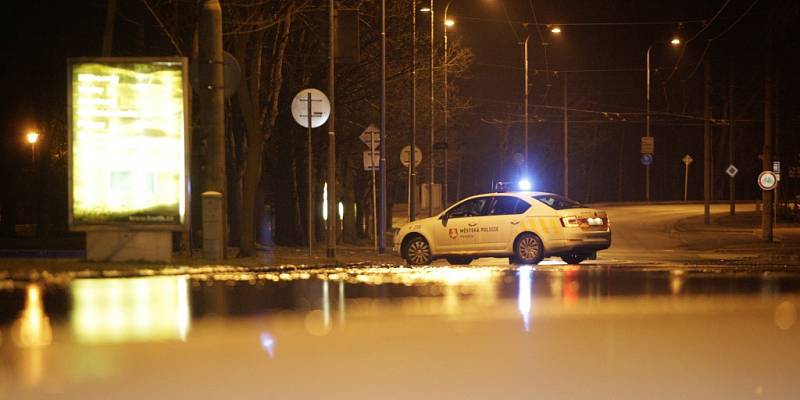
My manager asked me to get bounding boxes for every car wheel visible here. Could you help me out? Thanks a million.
[512,233,544,265]
[403,235,432,265]
[445,256,472,265]
[561,253,587,264]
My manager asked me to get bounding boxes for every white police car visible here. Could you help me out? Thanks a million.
[393,191,611,265]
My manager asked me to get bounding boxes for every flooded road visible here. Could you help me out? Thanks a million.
[1,263,799,399]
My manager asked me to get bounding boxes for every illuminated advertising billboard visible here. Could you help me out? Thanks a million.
[67,58,188,230]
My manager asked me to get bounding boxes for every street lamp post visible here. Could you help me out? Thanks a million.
[26,130,40,164]
[644,37,680,202]
[420,3,434,217]
[523,34,530,170]
[645,44,652,202]
[443,0,454,206]
[409,1,417,222]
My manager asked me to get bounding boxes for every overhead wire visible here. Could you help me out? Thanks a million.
[665,0,733,83]
[451,14,706,27]
[708,0,761,41]
[527,0,550,76]
[685,0,761,80]
[499,1,521,43]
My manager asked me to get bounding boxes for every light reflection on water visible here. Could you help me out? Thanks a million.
[0,265,799,398]
[70,276,191,344]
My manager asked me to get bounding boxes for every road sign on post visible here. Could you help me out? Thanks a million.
[641,154,653,166]
[758,171,778,191]
[641,137,654,154]
[291,89,331,128]
[725,164,738,178]
[359,123,380,250]
[682,154,693,201]
[291,88,331,256]
[363,150,380,171]
[400,146,422,167]
[360,124,381,149]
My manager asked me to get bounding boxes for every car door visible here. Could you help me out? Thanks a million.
[433,196,492,253]
[481,196,532,251]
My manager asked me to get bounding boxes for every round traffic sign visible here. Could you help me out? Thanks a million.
[641,153,654,166]
[757,171,778,191]
[291,88,330,128]
[400,145,422,167]
[190,51,242,99]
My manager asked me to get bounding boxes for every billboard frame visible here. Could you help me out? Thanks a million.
[67,57,191,232]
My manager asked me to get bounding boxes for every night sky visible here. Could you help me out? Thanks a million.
[2,0,799,235]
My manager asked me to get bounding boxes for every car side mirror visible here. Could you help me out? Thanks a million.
[439,213,448,226]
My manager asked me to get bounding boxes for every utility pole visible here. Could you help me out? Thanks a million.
[409,1,417,222]
[443,3,450,207]
[427,0,434,217]
[200,0,226,259]
[774,69,781,225]
[703,56,711,225]
[645,45,651,202]
[327,0,337,257]
[523,34,530,171]
[102,0,117,56]
[728,65,735,215]
[563,72,568,198]
[379,0,387,253]
[762,51,774,242]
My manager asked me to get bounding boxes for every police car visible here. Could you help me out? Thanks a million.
[394,190,611,265]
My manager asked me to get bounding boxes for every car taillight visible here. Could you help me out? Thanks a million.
[560,216,580,227]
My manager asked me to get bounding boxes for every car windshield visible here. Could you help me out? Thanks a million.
[532,194,587,210]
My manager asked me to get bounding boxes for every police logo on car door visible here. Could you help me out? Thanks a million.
[449,228,458,239]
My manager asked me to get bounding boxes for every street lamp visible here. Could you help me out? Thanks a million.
[644,37,681,201]
[26,130,40,164]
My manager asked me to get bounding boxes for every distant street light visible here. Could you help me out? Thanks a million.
[645,38,681,201]
[26,130,40,164]
[550,26,562,34]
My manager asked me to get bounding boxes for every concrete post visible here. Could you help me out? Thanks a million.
[202,191,224,260]
[199,0,227,257]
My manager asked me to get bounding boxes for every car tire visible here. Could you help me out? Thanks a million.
[403,235,433,265]
[511,233,544,265]
[445,256,472,265]
[561,253,587,264]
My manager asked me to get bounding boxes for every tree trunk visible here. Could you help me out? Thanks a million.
[238,10,294,256]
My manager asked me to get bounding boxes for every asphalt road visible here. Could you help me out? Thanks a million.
[601,203,756,263]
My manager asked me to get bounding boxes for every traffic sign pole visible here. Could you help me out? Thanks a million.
[684,163,689,201]
[682,155,693,202]
[307,92,314,256]
[371,129,377,250]
[292,88,331,256]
